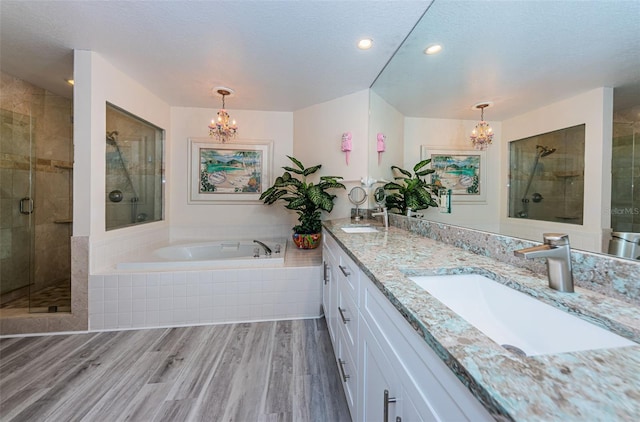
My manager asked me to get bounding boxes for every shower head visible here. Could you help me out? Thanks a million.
[536,145,556,157]
[106,131,119,145]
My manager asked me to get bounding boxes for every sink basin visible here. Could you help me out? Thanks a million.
[341,226,378,233]
[409,274,636,356]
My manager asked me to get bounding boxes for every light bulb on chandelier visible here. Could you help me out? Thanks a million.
[470,102,494,150]
[208,88,238,142]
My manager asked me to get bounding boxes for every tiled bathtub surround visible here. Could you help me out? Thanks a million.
[89,242,323,330]
[390,214,640,305]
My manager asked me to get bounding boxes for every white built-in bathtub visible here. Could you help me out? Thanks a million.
[117,239,286,271]
[89,238,322,331]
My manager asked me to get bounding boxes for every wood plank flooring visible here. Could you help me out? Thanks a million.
[0,318,351,422]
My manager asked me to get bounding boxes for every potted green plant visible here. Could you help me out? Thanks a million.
[260,156,345,249]
[384,159,439,215]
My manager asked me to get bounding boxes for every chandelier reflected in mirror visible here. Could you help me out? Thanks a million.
[470,102,494,150]
[208,88,238,142]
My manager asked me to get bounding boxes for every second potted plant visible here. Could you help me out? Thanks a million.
[260,156,345,249]
[384,159,439,215]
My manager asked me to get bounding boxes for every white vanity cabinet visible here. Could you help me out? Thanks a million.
[323,231,494,422]
[323,232,360,420]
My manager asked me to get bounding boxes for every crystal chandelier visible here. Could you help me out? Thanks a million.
[208,88,238,142]
[470,102,493,150]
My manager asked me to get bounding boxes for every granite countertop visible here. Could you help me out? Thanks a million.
[323,218,640,421]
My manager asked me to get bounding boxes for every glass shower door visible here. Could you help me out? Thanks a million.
[0,107,35,313]
[1,88,73,315]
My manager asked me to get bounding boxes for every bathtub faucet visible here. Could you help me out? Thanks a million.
[513,233,574,292]
[253,240,272,256]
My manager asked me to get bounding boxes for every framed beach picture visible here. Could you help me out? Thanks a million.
[420,146,487,204]
[189,139,273,204]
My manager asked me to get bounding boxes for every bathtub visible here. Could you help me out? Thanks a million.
[116,239,286,271]
[91,238,322,331]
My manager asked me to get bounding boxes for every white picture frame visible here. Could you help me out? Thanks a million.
[420,146,487,204]
[189,138,273,204]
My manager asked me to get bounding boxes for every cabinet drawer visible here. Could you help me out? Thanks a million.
[325,230,360,303]
[337,252,359,304]
[336,278,359,364]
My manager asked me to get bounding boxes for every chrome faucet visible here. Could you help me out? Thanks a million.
[372,207,389,230]
[514,233,574,292]
[253,240,272,256]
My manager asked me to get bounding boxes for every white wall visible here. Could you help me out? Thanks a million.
[403,117,502,232]
[74,50,171,272]
[169,107,295,240]
[500,87,613,252]
[294,89,370,220]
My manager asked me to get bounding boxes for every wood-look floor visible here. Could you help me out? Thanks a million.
[0,318,351,422]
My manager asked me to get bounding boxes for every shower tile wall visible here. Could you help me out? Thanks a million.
[0,71,73,304]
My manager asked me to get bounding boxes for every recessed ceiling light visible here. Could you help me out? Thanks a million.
[65,79,74,85]
[424,44,443,55]
[357,38,373,50]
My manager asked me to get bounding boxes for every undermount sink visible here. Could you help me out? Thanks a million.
[409,274,636,356]
[341,226,378,233]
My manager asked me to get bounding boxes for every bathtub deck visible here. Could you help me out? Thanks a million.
[0,318,351,421]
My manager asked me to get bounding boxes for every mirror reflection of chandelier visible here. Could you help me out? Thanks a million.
[470,102,494,150]
[208,88,238,142]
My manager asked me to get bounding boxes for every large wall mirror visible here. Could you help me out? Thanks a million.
[370,0,640,261]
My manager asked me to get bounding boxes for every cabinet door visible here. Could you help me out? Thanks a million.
[397,381,438,422]
[360,320,400,422]
[336,332,358,420]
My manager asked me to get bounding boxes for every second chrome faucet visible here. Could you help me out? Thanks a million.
[514,233,574,293]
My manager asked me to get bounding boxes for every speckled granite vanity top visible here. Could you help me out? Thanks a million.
[323,219,640,421]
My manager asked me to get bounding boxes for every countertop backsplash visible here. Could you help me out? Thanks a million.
[388,214,640,306]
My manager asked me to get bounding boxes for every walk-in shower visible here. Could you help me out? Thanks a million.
[509,124,585,224]
[1,74,73,314]
[105,103,164,231]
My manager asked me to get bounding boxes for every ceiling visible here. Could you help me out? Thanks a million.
[1,1,638,120]
[0,0,429,111]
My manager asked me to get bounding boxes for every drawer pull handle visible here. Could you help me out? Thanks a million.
[323,261,329,285]
[338,265,351,277]
[338,358,350,382]
[338,306,350,324]
[384,389,397,422]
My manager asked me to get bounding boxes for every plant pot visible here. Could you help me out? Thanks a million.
[292,233,322,249]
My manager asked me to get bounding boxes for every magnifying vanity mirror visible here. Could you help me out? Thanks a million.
[373,186,386,210]
[369,0,640,261]
[348,186,368,222]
